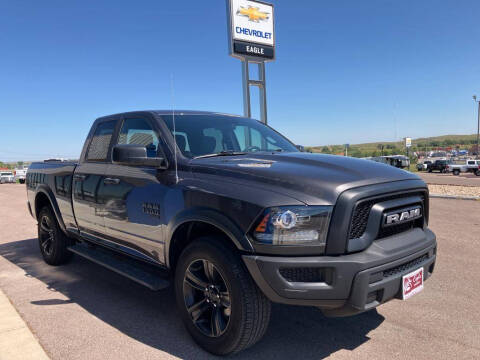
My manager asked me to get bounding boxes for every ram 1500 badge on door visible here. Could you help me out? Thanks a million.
[26,111,437,355]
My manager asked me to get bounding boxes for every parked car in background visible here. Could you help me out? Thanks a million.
[367,155,410,169]
[416,160,432,171]
[427,159,450,173]
[14,167,28,183]
[0,171,15,183]
[447,159,480,176]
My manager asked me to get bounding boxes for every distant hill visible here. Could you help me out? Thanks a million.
[306,134,478,158]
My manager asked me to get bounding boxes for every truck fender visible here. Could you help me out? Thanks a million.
[165,207,254,268]
[34,184,67,233]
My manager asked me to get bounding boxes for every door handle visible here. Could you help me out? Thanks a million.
[104,177,120,185]
[73,174,86,181]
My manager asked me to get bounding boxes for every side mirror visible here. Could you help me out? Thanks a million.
[296,145,305,152]
[112,144,167,168]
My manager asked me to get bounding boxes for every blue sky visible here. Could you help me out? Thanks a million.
[1,0,480,161]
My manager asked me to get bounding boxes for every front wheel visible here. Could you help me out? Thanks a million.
[175,237,271,355]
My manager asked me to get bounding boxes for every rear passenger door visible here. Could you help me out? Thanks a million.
[102,116,171,264]
[72,119,117,240]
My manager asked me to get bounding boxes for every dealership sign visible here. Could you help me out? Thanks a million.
[227,0,275,60]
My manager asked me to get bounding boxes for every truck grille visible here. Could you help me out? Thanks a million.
[348,192,425,240]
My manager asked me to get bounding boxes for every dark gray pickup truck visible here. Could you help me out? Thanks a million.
[26,110,437,355]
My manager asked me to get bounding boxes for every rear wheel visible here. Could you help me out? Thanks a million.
[476,170,480,176]
[453,169,460,176]
[38,207,73,265]
[174,237,271,355]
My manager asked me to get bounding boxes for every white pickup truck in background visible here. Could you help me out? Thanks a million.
[446,159,480,176]
[0,171,15,183]
[14,167,28,184]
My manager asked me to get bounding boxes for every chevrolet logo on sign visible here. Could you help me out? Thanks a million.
[229,0,275,53]
[237,6,269,22]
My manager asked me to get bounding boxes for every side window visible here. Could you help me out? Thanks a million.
[118,118,160,158]
[86,120,116,161]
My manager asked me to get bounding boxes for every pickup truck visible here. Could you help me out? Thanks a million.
[427,159,450,173]
[26,111,437,355]
[446,159,480,176]
[1,171,15,183]
[14,167,28,184]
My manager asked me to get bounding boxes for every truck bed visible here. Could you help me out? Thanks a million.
[27,160,78,232]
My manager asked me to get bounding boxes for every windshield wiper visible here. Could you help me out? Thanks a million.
[194,150,248,159]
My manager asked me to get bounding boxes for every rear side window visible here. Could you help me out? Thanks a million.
[117,118,160,158]
[86,121,116,161]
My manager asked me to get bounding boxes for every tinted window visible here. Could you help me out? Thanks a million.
[117,118,160,158]
[162,115,298,158]
[86,121,116,161]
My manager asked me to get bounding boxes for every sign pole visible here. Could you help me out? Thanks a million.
[227,0,274,125]
[241,59,251,118]
[258,61,267,124]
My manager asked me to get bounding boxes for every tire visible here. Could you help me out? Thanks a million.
[37,207,73,265]
[453,170,460,176]
[174,237,271,355]
[428,169,432,173]
[476,170,480,176]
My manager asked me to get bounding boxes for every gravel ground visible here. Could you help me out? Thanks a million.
[1,184,480,359]
[428,184,480,198]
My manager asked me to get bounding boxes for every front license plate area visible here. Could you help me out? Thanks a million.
[402,267,424,300]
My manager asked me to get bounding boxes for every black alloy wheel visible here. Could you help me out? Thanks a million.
[175,237,271,355]
[183,259,231,338]
[37,207,73,265]
[39,214,55,256]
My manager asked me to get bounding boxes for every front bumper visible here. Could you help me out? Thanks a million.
[243,228,436,316]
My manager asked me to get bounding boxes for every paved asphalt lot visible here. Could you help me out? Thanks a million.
[0,183,479,359]
[418,171,480,186]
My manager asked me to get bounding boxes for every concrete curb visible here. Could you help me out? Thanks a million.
[0,289,49,360]
[430,194,480,201]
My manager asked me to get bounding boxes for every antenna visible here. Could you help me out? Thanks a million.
[171,73,179,184]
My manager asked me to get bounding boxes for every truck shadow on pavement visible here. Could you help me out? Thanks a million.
[0,238,384,359]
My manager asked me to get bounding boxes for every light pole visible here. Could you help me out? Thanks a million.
[474,95,480,159]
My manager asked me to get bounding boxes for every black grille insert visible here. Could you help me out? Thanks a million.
[279,267,331,283]
[348,192,425,240]
[383,254,428,278]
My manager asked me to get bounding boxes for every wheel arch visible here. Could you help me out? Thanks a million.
[34,185,67,232]
[165,208,254,269]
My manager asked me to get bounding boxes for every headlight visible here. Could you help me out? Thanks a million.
[252,206,332,246]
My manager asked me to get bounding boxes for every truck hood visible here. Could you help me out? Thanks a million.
[190,152,422,205]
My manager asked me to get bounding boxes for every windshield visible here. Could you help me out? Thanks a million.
[162,115,299,158]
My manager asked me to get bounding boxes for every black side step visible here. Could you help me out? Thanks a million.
[67,244,170,290]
